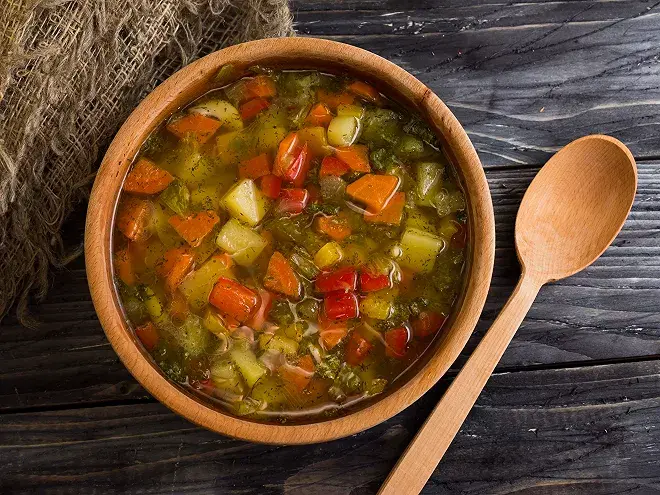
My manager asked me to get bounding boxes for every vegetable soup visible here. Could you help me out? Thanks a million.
[113,67,467,421]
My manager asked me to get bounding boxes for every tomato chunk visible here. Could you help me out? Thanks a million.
[315,267,358,293]
[323,290,359,320]
[239,153,271,179]
[277,188,309,214]
[359,269,391,293]
[239,98,270,120]
[274,132,311,186]
[345,329,372,366]
[209,277,259,323]
[384,327,409,358]
[319,156,350,178]
[259,174,282,199]
[411,311,447,338]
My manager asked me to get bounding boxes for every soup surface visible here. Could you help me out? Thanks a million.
[113,67,467,421]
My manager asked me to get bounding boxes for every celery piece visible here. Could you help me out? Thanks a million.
[398,227,445,273]
[327,115,360,147]
[230,340,267,387]
[438,215,459,240]
[189,100,243,132]
[152,202,182,248]
[361,108,401,146]
[266,217,324,254]
[434,189,466,217]
[250,375,290,408]
[210,359,245,395]
[359,288,397,320]
[214,64,239,85]
[179,255,234,310]
[416,162,443,207]
[319,176,347,203]
[314,241,344,270]
[202,308,229,337]
[215,218,268,267]
[264,334,299,356]
[395,134,425,160]
[221,179,269,227]
[177,314,211,356]
[296,298,320,321]
[139,286,167,325]
[159,179,190,217]
[289,247,320,280]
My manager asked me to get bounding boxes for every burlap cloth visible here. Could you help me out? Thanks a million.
[0,0,294,324]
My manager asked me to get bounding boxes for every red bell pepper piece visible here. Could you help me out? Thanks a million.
[359,269,391,293]
[345,329,372,366]
[323,290,359,321]
[277,188,309,214]
[315,267,358,293]
[239,98,270,120]
[319,156,350,178]
[411,311,447,338]
[135,322,159,351]
[259,174,282,199]
[384,326,409,358]
[209,277,259,323]
[274,132,311,186]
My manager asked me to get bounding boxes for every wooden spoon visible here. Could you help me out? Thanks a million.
[379,135,637,495]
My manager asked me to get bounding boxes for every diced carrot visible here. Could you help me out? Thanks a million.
[365,192,405,225]
[334,145,370,173]
[166,113,222,145]
[263,251,301,299]
[239,153,271,179]
[319,156,350,177]
[168,211,219,247]
[158,247,195,292]
[316,89,355,109]
[135,322,159,351]
[346,174,399,213]
[246,289,274,331]
[279,355,315,392]
[315,215,352,241]
[169,290,189,323]
[245,75,277,98]
[259,174,282,199]
[319,322,348,350]
[123,158,174,195]
[347,81,381,103]
[114,247,135,286]
[209,277,259,323]
[305,103,333,127]
[239,98,270,120]
[116,196,152,241]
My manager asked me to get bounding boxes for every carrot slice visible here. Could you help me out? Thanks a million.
[316,215,352,241]
[316,89,355,109]
[245,75,277,98]
[135,322,159,351]
[158,247,195,292]
[209,277,259,323]
[123,158,174,195]
[239,153,271,179]
[346,174,399,213]
[279,355,315,392]
[263,251,301,299]
[168,210,219,247]
[114,247,135,285]
[305,103,333,127]
[365,192,405,225]
[239,98,270,120]
[166,113,222,144]
[116,196,151,241]
[319,156,350,177]
[347,81,381,103]
[334,145,371,173]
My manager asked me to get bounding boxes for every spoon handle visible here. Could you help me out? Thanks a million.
[378,273,543,495]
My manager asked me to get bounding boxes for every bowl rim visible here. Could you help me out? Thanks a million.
[85,37,495,445]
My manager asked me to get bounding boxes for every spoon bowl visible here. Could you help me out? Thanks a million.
[517,135,637,282]
[379,134,637,495]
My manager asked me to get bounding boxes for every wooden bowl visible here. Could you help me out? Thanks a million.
[85,37,495,444]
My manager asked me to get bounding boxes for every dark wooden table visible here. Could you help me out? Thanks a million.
[2,1,660,493]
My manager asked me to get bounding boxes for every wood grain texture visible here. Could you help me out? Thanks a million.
[2,360,658,494]
[292,0,660,167]
[3,162,659,412]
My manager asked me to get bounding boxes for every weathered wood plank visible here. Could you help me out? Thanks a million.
[1,163,658,411]
[1,360,658,494]
[291,0,660,166]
